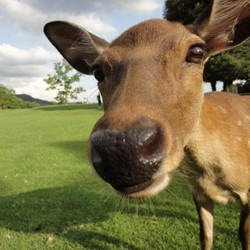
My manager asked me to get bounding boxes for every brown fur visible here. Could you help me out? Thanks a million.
[182,92,250,204]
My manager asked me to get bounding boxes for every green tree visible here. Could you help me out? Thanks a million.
[238,79,250,94]
[204,40,250,91]
[44,59,85,104]
[164,0,210,25]
[0,84,19,109]
[163,0,250,91]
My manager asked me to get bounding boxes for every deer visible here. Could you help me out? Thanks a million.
[44,0,250,249]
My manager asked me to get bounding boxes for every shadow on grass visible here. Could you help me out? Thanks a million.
[36,103,103,112]
[65,230,142,250]
[0,179,239,248]
[0,185,121,248]
[0,185,177,248]
[49,140,88,161]
[0,183,144,249]
[0,186,107,233]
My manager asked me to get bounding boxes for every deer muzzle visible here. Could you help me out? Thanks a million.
[90,118,166,195]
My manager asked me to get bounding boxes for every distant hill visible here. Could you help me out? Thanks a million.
[16,94,51,105]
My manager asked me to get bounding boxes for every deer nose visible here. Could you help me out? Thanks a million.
[90,119,164,194]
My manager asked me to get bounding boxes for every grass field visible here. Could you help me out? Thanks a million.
[0,104,241,249]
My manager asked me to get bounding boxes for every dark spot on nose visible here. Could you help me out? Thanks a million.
[90,118,165,194]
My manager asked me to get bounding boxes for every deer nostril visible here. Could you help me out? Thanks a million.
[139,127,163,158]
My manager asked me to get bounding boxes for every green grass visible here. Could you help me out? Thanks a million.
[0,104,241,249]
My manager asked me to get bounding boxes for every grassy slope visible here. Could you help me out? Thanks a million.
[0,104,240,249]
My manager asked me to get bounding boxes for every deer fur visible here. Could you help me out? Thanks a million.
[44,0,250,249]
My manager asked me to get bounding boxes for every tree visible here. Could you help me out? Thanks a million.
[44,59,85,104]
[164,0,210,25]
[204,40,250,91]
[0,84,20,109]
[238,79,250,94]
[163,0,250,91]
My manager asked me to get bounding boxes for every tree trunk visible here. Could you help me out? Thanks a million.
[210,81,217,91]
[223,80,232,92]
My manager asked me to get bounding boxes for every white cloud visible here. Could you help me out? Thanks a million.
[0,0,116,37]
[0,0,161,36]
[0,0,46,33]
[0,44,61,101]
[114,0,161,13]
[46,12,116,37]
[23,0,161,14]
[0,44,60,77]
[0,44,59,65]
[8,77,57,101]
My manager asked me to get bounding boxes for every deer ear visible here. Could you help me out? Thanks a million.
[194,0,250,56]
[44,21,109,74]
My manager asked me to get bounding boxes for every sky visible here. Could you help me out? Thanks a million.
[0,0,214,103]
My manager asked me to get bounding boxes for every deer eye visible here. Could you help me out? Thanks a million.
[186,45,205,63]
[92,66,105,82]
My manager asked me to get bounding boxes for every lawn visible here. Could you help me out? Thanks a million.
[0,104,241,249]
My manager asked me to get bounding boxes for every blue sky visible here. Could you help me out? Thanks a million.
[0,0,213,102]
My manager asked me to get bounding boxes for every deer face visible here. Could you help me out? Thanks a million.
[44,20,206,198]
[86,20,205,198]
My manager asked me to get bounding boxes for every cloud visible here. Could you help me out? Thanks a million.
[0,44,60,100]
[0,0,46,33]
[112,0,161,13]
[0,44,60,77]
[49,12,116,36]
[24,0,161,14]
[6,76,57,101]
[0,44,58,65]
[0,0,161,37]
[0,0,117,37]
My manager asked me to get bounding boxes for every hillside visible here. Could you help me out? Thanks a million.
[16,94,51,105]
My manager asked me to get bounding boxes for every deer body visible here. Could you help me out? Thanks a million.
[44,1,250,249]
[184,92,250,204]
[181,92,250,249]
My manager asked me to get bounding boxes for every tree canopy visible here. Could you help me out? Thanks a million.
[163,0,250,92]
[0,84,39,109]
[204,40,250,91]
[44,59,85,104]
[164,0,210,25]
